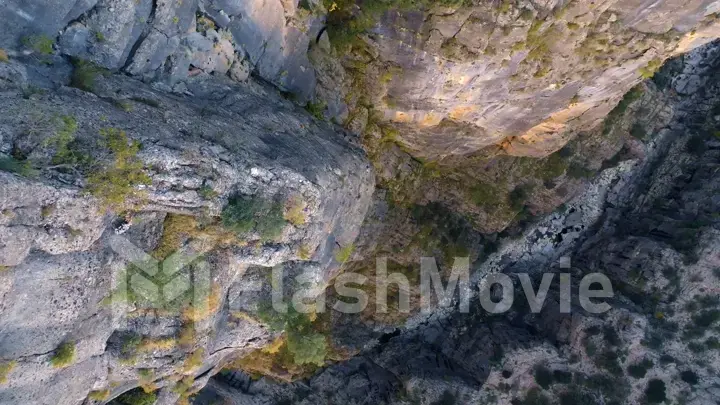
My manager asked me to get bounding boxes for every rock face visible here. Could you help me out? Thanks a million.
[325,0,720,158]
[194,41,720,405]
[0,54,374,404]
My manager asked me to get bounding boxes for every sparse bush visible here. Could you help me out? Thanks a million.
[305,101,326,120]
[644,379,666,403]
[470,183,501,208]
[334,243,355,264]
[70,58,108,92]
[43,115,90,165]
[509,184,532,211]
[116,388,157,405]
[0,156,34,176]
[198,185,217,200]
[595,350,622,376]
[222,195,286,241]
[639,59,663,79]
[686,135,706,156]
[553,370,572,384]
[604,86,644,134]
[0,361,16,384]
[680,370,699,385]
[567,162,595,179]
[21,34,54,54]
[515,388,551,405]
[534,365,553,389]
[86,128,151,211]
[88,389,110,400]
[540,153,568,180]
[0,49,8,63]
[627,358,654,378]
[630,123,646,140]
[284,196,307,226]
[692,309,720,328]
[182,348,204,373]
[258,307,327,367]
[432,390,457,405]
[50,341,75,368]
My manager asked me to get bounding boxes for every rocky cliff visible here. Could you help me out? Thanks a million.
[0,0,719,405]
[195,40,720,405]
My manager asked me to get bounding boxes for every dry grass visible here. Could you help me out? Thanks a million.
[137,369,158,393]
[0,361,16,384]
[0,49,8,63]
[284,196,307,226]
[178,323,195,348]
[87,389,110,401]
[153,214,239,260]
[229,336,316,382]
[137,336,177,352]
[181,283,222,322]
[182,348,204,374]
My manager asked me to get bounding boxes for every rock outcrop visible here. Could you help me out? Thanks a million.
[194,40,720,405]
[0,53,374,404]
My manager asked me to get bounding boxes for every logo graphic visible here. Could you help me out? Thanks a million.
[108,236,210,321]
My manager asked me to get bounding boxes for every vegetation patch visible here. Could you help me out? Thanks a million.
[50,341,75,368]
[86,128,151,211]
[0,49,8,63]
[21,34,54,55]
[87,389,110,400]
[70,58,109,92]
[0,156,34,176]
[0,361,16,384]
[334,243,355,264]
[115,388,157,405]
[627,358,654,378]
[645,379,666,403]
[284,195,307,226]
[222,195,287,241]
[534,365,553,389]
[603,86,644,135]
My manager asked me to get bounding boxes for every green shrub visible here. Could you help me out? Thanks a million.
[50,341,75,368]
[334,243,355,264]
[630,123,646,140]
[70,58,108,92]
[644,379,666,403]
[693,309,720,327]
[639,59,663,79]
[87,128,150,211]
[516,388,551,405]
[0,156,34,176]
[680,370,698,385]
[42,115,91,165]
[0,361,16,384]
[706,336,720,350]
[627,358,654,378]
[604,86,644,134]
[0,49,9,63]
[540,153,568,180]
[594,350,622,376]
[534,365,553,389]
[553,370,572,384]
[567,162,595,179]
[87,389,110,400]
[221,195,286,241]
[686,135,706,156]
[509,184,532,211]
[305,101,326,120]
[116,388,157,405]
[432,390,457,405]
[469,183,501,207]
[21,34,54,55]
[259,308,327,366]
